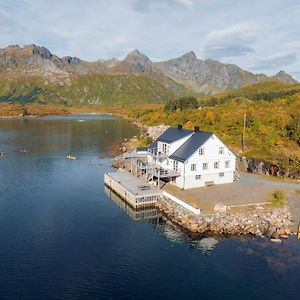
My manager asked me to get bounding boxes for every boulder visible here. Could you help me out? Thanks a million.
[276,228,285,235]
[214,203,227,213]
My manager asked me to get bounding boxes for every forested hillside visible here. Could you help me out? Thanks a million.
[104,83,300,177]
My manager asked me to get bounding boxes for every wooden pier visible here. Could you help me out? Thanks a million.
[104,169,161,209]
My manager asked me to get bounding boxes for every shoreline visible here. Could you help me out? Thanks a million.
[156,196,294,239]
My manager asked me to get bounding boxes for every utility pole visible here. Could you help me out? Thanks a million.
[242,114,246,151]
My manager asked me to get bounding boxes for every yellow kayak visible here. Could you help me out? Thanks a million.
[66,155,76,160]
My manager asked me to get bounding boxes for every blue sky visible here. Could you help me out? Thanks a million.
[0,0,299,79]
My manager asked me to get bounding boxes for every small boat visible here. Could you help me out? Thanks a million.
[270,238,282,243]
[66,155,76,160]
[19,149,29,153]
[0,151,7,156]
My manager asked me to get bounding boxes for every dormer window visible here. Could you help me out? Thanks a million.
[219,147,224,154]
[199,148,204,155]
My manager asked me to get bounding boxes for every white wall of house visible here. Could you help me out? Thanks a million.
[178,134,235,189]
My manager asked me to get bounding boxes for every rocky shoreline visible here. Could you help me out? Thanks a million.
[156,197,294,239]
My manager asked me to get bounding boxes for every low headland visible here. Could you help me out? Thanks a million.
[0,103,70,119]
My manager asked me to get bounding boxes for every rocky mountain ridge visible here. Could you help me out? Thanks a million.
[0,44,297,94]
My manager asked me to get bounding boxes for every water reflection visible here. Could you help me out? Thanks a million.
[105,185,220,255]
[0,114,138,156]
[190,237,219,255]
[104,186,162,221]
[236,237,300,273]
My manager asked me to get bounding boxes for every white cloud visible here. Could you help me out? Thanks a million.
[0,8,24,33]
[0,0,299,79]
[200,22,261,58]
[251,52,298,70]
[130,0,194,12]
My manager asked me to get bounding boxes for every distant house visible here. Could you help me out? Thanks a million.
[146,124,236,189]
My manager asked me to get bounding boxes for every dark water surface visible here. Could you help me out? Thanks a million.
[0,114,299,300]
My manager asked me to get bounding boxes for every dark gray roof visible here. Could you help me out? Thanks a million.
[169,131,213,162]
[157,127,193,143]
[148,140,157,149]
[136,147,147,152]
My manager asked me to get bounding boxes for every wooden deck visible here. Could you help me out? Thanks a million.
[104,169,161,209]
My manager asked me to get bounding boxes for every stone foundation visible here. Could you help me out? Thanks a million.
[156,197,294,239]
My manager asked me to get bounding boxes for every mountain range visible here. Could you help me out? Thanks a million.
[0,44,297,105]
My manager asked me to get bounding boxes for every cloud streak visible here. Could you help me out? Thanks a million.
[201,22,260,58]
[130,0,194,12]
[251,52,298,70]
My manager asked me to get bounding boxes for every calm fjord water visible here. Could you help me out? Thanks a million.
[0,114,299,300]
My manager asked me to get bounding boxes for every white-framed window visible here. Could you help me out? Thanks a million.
[199,148,204,155]
[162,143,168,155]
[219,147,224,154]
[219,172,224,177]
[195,175,201,180]
[191,163,197,171]
[173,160,178,172]
[225,160,230,168]
[203,162,208,170]
[214,161,220,169]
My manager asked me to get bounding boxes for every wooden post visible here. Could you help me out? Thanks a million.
[242,113,246,151]
[158,168,160,189]
[298,223,300,240]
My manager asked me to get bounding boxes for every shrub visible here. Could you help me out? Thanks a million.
[271,190,285,207]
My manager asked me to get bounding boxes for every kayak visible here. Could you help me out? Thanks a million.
[66,155,76,160]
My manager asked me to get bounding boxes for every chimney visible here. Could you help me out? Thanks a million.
[194,126,200,132]
[177,124,183,130]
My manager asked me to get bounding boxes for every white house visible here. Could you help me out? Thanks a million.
[146,124,236,189]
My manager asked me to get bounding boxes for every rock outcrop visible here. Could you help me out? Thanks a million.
[240,157,300,180]
[271,70,298,83]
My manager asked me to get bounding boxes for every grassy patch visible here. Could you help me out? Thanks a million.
[125,135,153,150]
[270,190,286,207]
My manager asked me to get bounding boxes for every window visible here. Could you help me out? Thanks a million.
[191,163,197,171]
[162,143,168,155]
[195,175,201,180]
[225,161,230,168]
[166,159,169,166]
[199,148,204,155]
[219,147,224,154]
[214,161,220,169]
[173,160,178,172]
[219,172,224,177]
[203,162,208,170]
